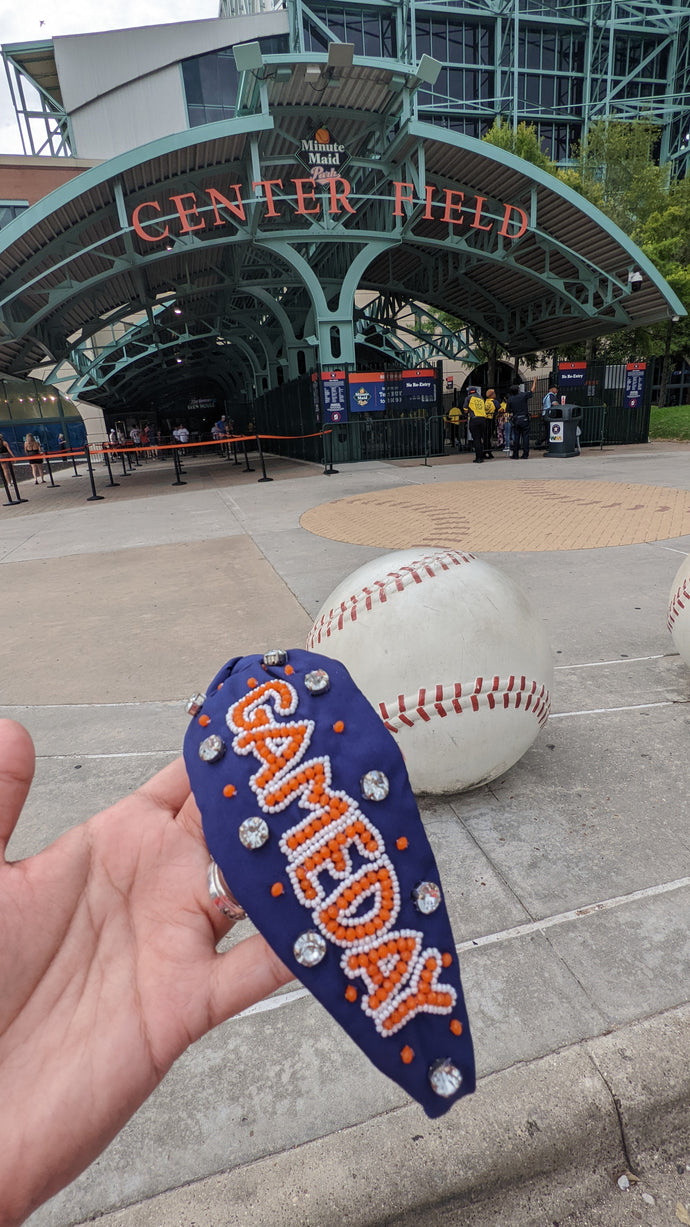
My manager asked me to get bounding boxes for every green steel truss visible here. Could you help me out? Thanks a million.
[0,69,684,412]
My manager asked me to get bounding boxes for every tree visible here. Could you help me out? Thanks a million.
[559,119,668,242]
[482,117,558,175]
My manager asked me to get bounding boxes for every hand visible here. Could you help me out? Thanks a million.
[0,720,292,1227]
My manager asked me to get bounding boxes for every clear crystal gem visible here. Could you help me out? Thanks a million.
[293,930,327,967]
[186,692,206,716]
[412,881,442,914]
[360,770,389,802]
[199,734,226,762]
[429,1058,463,1098]
[262,649,288,667]
[238,816,269,849]
[304,669,330,695]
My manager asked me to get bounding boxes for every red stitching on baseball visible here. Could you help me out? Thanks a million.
[306,550,476,647]
[376,677,551,735]
[668,577,690,631]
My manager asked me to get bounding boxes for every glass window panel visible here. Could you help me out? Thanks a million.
[416,18,431,57]
[182,59,202,105]
[526,30,541,69]
[446,67,463,100]
[541,33,555,70]
[447,22,464,61]
[431,20,448,62]
[540,76,555,108]
[381,16,396,57]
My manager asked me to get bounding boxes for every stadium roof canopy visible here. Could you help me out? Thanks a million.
[0,58,684,412]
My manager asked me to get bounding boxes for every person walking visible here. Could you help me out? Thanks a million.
[24,433,45,484]
[506,378,537,459]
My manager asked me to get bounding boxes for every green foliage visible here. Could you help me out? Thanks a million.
[649,404,690,440]
[563,119,668,240]
[482,118,557,174]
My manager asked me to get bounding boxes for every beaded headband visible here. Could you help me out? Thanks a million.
[183,649,475,1117]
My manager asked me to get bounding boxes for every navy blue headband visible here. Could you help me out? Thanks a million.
[183,649,475,1117]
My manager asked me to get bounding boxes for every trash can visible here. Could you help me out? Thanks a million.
[546,404,581,458]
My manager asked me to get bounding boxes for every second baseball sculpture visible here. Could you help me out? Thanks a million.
[307,548,554,794]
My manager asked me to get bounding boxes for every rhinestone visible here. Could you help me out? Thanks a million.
[186,692,206,716]
[360,770,389,802]
[429,1058,463,1098]
[238,816,269,849]
[304,669,330,695]
[293,930,327,967]
[199,734,226,763]
[412,881,442,914]
[262,649,288,667]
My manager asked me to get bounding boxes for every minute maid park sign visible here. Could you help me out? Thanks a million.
[128,128,529,244]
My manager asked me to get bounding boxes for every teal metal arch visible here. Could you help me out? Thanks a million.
[0,82,684,414]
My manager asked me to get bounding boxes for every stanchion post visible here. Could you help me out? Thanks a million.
[84,444,104,501]
[232,439,240,465]
[71,450,81,477]
[103,447,120,487]
[127,448,134,471]
[600,406,606,451]
[242,439,255,472]
[256,435,273,482]
[44,453,60,488]
[9,463,27,503]
[322,428,338,475]
[171,446,186,486]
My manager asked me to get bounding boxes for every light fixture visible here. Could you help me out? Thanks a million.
[628,270,643,293]
[233,41,264,73]
[173,307,182,315]
[327,42,354,70]
[405,54,443,91]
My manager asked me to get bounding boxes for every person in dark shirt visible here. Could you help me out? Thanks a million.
[506,378,537,459]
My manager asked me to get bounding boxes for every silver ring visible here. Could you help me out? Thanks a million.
[207,860,247,924]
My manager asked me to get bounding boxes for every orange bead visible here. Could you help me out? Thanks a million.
[270,882,284,897]
[223,784,236,798]
[396,836,408,851]
[247,677,257,689]
[199,714,211,727]
[345,985,357,1002]
[400,1045,415,1064]
[333,721,345,733]
[450,1018,463,1036]
[442,952,453,968]
[285,665,294,675]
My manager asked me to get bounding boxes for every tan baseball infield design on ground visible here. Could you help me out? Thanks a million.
[300,480,690,552]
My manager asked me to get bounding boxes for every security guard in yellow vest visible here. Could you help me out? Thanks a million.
[483,388,499,459]
[447,404,461,449]
[467,389,488,464]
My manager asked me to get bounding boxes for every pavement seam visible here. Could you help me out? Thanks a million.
[70,1004,690,1227]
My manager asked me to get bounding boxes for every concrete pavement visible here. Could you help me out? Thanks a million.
[2,441,689,1226]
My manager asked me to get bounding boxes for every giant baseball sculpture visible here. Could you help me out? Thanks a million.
[307,548,553,794]
[667,552,690,668]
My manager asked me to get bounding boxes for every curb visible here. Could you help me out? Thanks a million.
[78,1002,690,1227]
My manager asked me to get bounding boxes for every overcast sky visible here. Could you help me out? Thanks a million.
[0,0,218,153]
